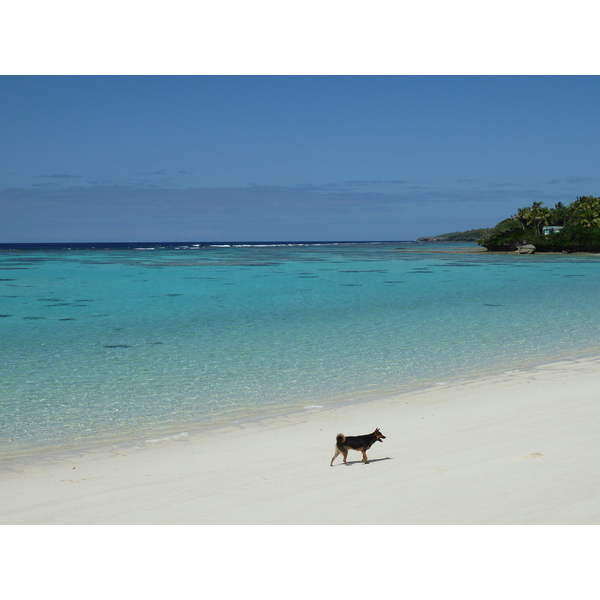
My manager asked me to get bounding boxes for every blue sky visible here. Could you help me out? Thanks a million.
[2,75,599,242]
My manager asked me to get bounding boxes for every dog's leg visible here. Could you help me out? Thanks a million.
[361,450,368,464]
[342,450,350,465]
[330,448,340,466]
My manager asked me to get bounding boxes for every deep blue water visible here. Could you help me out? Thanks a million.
[2,241,600,459]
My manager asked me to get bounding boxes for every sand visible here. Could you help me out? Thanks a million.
[3,355,600,525]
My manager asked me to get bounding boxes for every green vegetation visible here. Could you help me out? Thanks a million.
[417,228,492,242]
[478,196,600,252]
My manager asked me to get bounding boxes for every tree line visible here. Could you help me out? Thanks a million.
[479,196,600,252]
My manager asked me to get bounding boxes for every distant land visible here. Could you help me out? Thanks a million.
[416,228,492,242]
[417,196,600,251]
[478,196,600,252]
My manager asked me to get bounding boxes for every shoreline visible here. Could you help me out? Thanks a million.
[5,240,600,472]
[3,353,600,524]
[3,344,598,466]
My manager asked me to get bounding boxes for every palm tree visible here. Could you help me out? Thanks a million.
[577,208,600,228]
[512,207,531,231]
[528,201,551,235]
[570,196,600,228]
[550,202,568,226]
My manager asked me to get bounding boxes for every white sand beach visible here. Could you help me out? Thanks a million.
[2,355,600,525]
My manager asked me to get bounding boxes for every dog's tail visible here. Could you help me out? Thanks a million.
[336,433,345,444]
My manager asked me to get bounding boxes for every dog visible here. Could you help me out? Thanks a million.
[330,428,386,466]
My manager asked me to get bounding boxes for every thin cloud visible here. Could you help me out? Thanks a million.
[342,180,408,186]
[0,180,547,212]
[566,177,593,184]
[545,177,594,185]
[0,179,584,242]
[1,178,585,222]
[38,173,82,179]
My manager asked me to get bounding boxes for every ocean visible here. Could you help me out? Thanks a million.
[2,240,600,460]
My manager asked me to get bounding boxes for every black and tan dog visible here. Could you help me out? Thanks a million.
[330,428,386,466]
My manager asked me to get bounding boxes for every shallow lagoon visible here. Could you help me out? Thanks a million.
[2,241,600,458]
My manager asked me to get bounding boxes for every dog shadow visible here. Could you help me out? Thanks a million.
[334,456,392,466]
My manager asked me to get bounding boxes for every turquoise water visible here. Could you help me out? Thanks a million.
[2,241,600,459]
